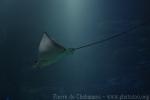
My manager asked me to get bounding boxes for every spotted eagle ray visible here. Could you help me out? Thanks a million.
[33,20,149,69]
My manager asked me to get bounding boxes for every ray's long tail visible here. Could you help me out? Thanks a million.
[74,20,149,50]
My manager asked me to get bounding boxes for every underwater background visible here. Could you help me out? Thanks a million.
[0,0,150,100]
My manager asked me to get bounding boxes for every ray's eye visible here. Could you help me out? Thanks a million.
[34,60,38,63]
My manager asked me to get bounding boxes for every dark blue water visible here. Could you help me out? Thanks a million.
[0,0,150,100]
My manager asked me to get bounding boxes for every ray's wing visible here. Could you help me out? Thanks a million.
[38,32,65,54]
